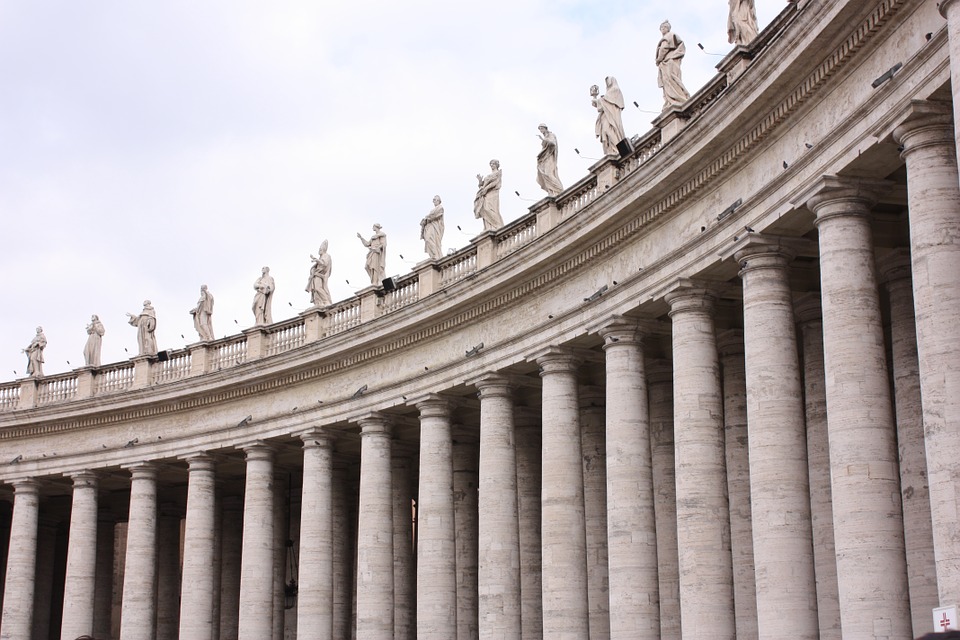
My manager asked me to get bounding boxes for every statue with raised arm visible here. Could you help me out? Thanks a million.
[728,0,758,46]
[127,301,157,357]
[357,224,387,286]
[190,285,215,341]
[592,78,626,156]
[23,326,46,377]
[420,196,445,261]
[536,124,563,196]
[252,267,275,326]
[83,315,105,367]
[656,21,691,111]
[306,241,333,307]
[474,160,503,231]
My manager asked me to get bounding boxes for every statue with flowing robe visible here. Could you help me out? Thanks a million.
[473,160,504,231]
[536,124,563,196]
[656,21,691,111]
[190,285,215,341]
[358,225,387,285]
[84,315,105,367]
[127,301,158,356]
[252,267,275,326]
[24,326,46,377]
[420,197,445,261]
[306,241,333,306]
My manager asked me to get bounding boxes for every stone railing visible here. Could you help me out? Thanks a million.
[495,216,538,259]
[265,318,307,357]
[558,175,600,219]
[381,275,420,314]
[95,361,136,395]
[151,350,193,385]
[325,298,362,337]
[0,382,19,411]
[439,248,478,286]
[37,373,79,406]
[618,129,663,180]
[212,335,247,371]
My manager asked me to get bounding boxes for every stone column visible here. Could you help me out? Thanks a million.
[415,395,458,640]
[32,514,57,640]
[648,360,680,640]
[219,495,243,639]
[474,374,522,640]
[156,503,182,640]
[579,386,609,640]
[61,471,99,640]
[120,463,159,640]
[716,331,758,640]
[663,284,735,640]
[238,443,276,640]
[597,318,659,639]
[271,473,287,640]
[453,440,479,640]
[332,462,354,640]
[938,1,960,165]
[0,479,40,640]
[894,101,960,609]
[795,295,841,640]
[298,431,335,640]
[535,348,589,639]
[514,408,542,640]
[180,453,218,640]
[803,176,910,638]
[881,252,939,634]
[392,450,415,640]
[356,413,394,639]
[93,512,115,640]
[735,238,818,639]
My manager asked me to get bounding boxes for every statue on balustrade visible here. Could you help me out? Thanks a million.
[252,267,275,326]
[306,241,333,307]
[592,79,626,157]
[83,315,105,367]
[127,301,157,357]
[656,20,690,111]
[474,159,503,231]
[420,196,445,261]
[357,224,387,286]
[727,0,758,46]
[23,326,46,377]
[189,285,215,341]
[536,124,563,196]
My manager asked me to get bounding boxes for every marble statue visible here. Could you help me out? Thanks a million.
[306,241,333,307]
[252,267,275,326]
[357,225,387,286]
[420,196,445,261]
[728,0,759,45]
[83,315,105,367]
[190,285,215,341]
[474,160,504,231]
[537,124,563,196]
[23,326,46,377]
[656,21,691,111]
[127,301,158,357]
[592,79,626,157]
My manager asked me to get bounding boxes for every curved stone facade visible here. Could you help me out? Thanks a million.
[1,1,957,638]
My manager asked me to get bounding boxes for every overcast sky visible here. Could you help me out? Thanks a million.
[0,0,782,380]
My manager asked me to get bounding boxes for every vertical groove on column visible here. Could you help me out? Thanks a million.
[119,463,159,640]
[61,471,99,640]
[238,443,276,640]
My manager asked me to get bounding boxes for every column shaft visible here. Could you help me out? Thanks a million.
[298,433,335,640]
[238,444,276,640]
[120,463,159,640]
[61,472,99,640]
[93,513,115,640]
[0,479,40,640]
[180,454,218,640]
[453,441,479,640]
[219,495,243,639]
[392,452,416,640]
[515,415,542,640]
[580,391,609,640]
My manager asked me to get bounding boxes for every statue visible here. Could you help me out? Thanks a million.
[420,196,445,261]
[357,224,387,286]
[728,0,758,45]
[474,160,503,231]
[23,326,46,377]
[83,315,105,367]
[305,241,333,307]
[127,301,158,357]
[656,21,690,111]
[252,267,275,326]
[592,79,626,157]
[536,124,563,196]
[189,285,215,341]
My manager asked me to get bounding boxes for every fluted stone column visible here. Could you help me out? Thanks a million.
[93,512,115,640]
[392,450,416,640]
[894,101,960,609]
[716,331,758,640]
[0,479,40,640]
[453,440,479,640]
[535,348,589,639]
[238,443,276,640]
[180,454,217,640]
[157,503,182,640]
[803,176,911,639]
[474,374,522,640]
[597,317,659,639]
[579,386,609,640]
[415,395,458,640]
[356,413,394,639]
[648,360,680,640]
[514,410,542,640]
[298,432,335,640]
[61,471,99,640]
[795,295,841,640]
[120,463,159,640]
[664,285,735,640]
[219,495,243,639]
[881,252,938,635]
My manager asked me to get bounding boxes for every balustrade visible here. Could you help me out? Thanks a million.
[496,217,538,259]
[558,177,599,219]
[326,298,363,337]
[151,351,193,384]
[381,277,419,314]
[37,374,79,405]
[265,319,307,357]
[439,249,478,286]
[0,382,20,410]
[94,362,135,396]
[213,337,247,370]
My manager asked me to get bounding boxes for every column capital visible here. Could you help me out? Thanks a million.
[796,175,890,224]
[940,0,958,20]
[123,461,159,480]
[472,372,513,400]
[69,470,99,488]
[716,329,744,358]
[593,314,650,348]
[793,292,822,326]
[663,281,717,316]
[411,393,454,417]
[876,248,912,286]
[299,428,336,449]
[893,100,955,156]
[10,477,40,495]
[531,346,582,377]
[728,234,807,277]
[240,441,275,463]
[355,412,393,437]
[183,452,217,473]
